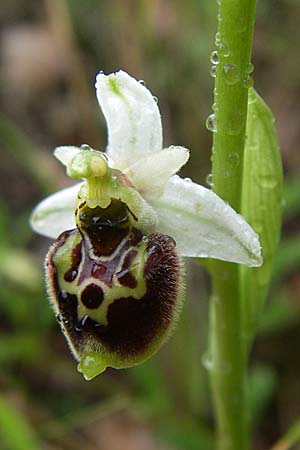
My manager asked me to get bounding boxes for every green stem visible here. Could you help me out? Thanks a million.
[209,1,257,450]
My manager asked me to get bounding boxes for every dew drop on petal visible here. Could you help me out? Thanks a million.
[152,96,158,103]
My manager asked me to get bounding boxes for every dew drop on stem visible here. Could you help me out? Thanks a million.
[246,62,254,74]
[223,64,240,85]
[206,113,217,132]
[210,65,217,78]
[218,42,229,57]
[215,31,221,46]
[210,50,219,64]
[206,173,213,187]
[243,75,254,88]
[259,175,279,189]
[227,152,240,167]
[202,351,214,371]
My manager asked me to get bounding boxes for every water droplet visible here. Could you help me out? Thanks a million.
[139,79,145,85]
[246,62,254,74]
[226,113,244,136]
[210,50,219,64]
[212,102,218,112]
[215,32,221,46]
[243,75,253,88]
[206,173,213,187]
[142,236,149,243]
[152,96,158,103]
[259,175,278,189]
[211,294,220,304]
[202,351,213,371]
[56,314,61,322]
[218,42,229,57]
[223,64,240,85]
[206,113,217,132]
[227,152,240,167]
[210,65,217,78]
[184,177,192,184]
[80,144,91,151]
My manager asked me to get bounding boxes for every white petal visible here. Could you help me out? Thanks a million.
[30,183,82,238]
[149,176,263,267]
[54,146,81,166]
[95,70,162,168]
[127,146,189,198]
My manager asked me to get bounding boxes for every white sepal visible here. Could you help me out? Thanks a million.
[54,146,81,166]
[96,70,162,169]
[149,175,263,267]
[127,146,189,198]
[30,183,81,238]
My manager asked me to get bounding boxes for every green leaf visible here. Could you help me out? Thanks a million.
[240,88,283,346]
[258,289,296,334]
[0,396,41,450]
[248,365,278,428]
[270,418,300,450]
[0,112,55,194]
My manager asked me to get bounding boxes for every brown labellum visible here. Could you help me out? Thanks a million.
[45,199,184,375]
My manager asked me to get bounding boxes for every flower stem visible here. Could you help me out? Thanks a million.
[209,1,257,450]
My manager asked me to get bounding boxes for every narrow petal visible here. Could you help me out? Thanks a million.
[95,70,162,168]
[30,183,81,238]
[149,176,263,267]
[127,146,189,198]
[54,146,81,166]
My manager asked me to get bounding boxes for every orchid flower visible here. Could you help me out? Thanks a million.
[31,70,262,380]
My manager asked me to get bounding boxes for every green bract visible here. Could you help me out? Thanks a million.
[31,70,263,379]
[240,88,283,346]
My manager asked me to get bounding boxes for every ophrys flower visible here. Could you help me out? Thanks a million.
[31,70,262,380]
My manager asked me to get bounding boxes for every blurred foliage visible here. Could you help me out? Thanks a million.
[0,0,300,449]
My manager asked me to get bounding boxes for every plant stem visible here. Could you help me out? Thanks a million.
[209,1,257,450]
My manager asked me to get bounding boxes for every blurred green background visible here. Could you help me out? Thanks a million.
[0,1,300,449]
